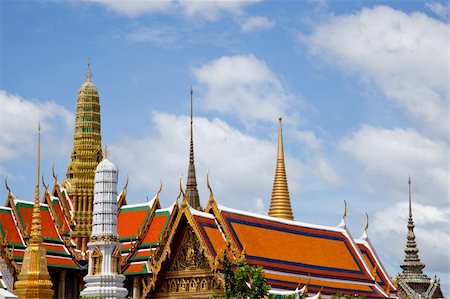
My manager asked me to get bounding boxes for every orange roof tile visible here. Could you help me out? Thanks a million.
[193,214,227,258]
[264,271,386,298]
[51,198,71,235]
[123,262,149,275]
[14,201,61,243]
[46,256,80,269]
[357,239,396,292]
[0,207,25,248]
[130,248,154,262]
[220,209,372,282]
[118,204,152,240]
[43,243,69,256]
[139,212,170,247]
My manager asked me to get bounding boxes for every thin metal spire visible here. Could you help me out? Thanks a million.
[185,87,201,210]
[86,58,92,82]
[268,117,294,220]
[408,176,412,218]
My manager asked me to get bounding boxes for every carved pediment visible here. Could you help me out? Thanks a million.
[169,228,209,272]
[152,226,223,298]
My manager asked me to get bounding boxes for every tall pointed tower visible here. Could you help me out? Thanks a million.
[65,61,103,253]
[185,87,201,210]
[268,117,294,220]
[397,177,443,299]
[14,124,54,298]
[80,156,127,299]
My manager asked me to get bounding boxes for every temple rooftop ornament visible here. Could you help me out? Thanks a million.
[399,177,427,281]
[80,157,127,299]
[268,117,294,220]
[396,177,443,299]
[185,87,201,210]
[14,123,54,299]
[65,60,103,253]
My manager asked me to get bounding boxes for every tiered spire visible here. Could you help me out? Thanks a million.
[65,60,103,253]
[80,157,127,299]
[268,117,294,220]
[14,123,54,298]
[400,177,427,281]
[185,87,201,210]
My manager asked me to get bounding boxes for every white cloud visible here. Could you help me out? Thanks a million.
[240,16,275,33]
[126,26,180,46]
[86,0,260,20]
[111,112,283,210]
[193,55,298,125]
[300,5,450,135]
[340,125,448,206]
[0,90,73,177]
[252,198,266,214]
[178,1,259,21]
[86,0,174,17]
[293,130,322,150]
[372,201,450,274]
[0,90,74,185]
[426,1,450,21]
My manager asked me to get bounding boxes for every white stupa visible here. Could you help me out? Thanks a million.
[80,158,128,299]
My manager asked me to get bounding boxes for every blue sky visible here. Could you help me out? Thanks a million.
[1,0,449,294]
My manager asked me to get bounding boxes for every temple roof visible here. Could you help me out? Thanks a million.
[0,176,395,298]
[2,195,81,270]
[213,205,390,298]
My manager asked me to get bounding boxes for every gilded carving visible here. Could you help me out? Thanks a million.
[151,228,223,298]
[91,246,102,275]
[170,229,209,271]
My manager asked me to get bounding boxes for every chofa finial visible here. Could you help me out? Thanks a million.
[157,180,163,196]
[4,177,11,193]
[365,212,369,232]
[343,199,347,219]
[42,175,48,190]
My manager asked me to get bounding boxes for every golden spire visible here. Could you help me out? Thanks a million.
[185,87,201,210]
[268,117,294,220]
[65,61,103,253]
[14,123,53,298]
[30,122,42,242]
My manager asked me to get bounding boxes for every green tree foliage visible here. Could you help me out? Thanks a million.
[215,249,270,299]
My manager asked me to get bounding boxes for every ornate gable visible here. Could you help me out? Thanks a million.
[152,226,222,298]
[143,197,224,299]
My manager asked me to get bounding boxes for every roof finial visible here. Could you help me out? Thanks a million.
[400,175,426,277]
[52,163,58,182]
[408,176,412,218]
[103,145,110,159]
[157,180,163,197]
[268,117,294,220]
[31,122,42,242]
[365,212,369,232]
[86,58,92,82]
[42,175,48,190]
[206,169,215,204]
[343,199,347,219]
[190,86,193,122]
[185,87,201,210]
[4,177,10,194]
